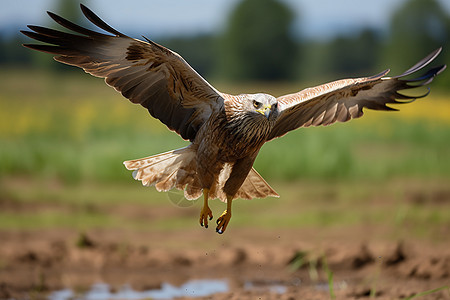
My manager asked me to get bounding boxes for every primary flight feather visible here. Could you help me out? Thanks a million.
[22,4,446,234]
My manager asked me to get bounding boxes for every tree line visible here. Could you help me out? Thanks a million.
[1,0,448,88]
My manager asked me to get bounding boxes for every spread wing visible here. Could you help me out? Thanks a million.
[267,48,446,141]
[21,4,223,141]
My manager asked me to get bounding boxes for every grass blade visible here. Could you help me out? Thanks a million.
[402,285,449,300]
[322,256,335,300]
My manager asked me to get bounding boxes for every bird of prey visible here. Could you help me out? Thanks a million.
[22,5,445,234]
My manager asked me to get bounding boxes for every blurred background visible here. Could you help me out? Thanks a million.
[1,0,450,229]
[0,0,449,231]
[1,0,450,298]
[2,0,450,82]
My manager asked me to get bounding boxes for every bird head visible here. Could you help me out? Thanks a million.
[246,93,279,122]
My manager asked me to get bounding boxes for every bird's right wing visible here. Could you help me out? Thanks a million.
[22,4,223,141]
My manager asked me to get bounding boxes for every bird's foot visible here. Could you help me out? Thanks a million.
[199,205,213,228]
[216,210,231,234]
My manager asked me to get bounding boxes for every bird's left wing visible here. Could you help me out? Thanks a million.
[21,4,223,141]
[267,48,446,141]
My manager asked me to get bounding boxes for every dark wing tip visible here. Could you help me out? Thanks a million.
[20,30,47,44]
[400,64,446,90]
[392,59,444,101]
[22,43,62,54]
[44,5,125,38]
[20,30,31,36]
[436,64,447,76]
[45,8,106,37]
[393,47,443,79]
[79,4,124,37]
[47,11,59,21]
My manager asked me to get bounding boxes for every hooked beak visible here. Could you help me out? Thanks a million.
[256,104,271,119]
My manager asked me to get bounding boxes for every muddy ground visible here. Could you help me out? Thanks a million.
[1,225,449,300]
[1,178,449,299]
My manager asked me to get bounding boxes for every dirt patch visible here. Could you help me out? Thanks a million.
[1,178,449,299]
[1,228,449,300]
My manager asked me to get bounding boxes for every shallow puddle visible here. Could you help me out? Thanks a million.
[48,278,346,299]
[49,280,229,300]
[48,278,293,300]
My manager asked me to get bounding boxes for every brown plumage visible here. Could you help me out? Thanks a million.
[22,5,446,234]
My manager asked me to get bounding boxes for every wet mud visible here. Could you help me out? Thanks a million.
[1,227,449,299]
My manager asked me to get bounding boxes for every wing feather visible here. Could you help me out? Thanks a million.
[267,48,445,141]
[22,4,223,141]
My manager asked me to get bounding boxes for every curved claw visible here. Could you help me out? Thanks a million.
[199,206,213,228]
[216,210,231,234]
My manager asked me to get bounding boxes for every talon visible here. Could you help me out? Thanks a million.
[199,188,212,229]
[199,206,213,229]
[216,209,231,234]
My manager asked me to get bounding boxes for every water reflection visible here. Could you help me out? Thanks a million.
[49,279,229,300]
[48,278,304,299]
[244,281,288,294]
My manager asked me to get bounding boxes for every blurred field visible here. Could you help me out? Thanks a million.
[1,69,450,183]
[2,0,449,296]
[1,69,450,300]
[0,68,449,233]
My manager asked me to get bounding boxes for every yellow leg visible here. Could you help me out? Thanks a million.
[216,195,233,234]
[199,188,213,228]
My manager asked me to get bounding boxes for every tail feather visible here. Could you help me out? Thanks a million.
[237,168,279,200]
[124,146,279,202]
[208,165,279,202]
[124,146,202,200]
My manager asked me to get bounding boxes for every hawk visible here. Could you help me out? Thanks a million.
[22,5,445,234]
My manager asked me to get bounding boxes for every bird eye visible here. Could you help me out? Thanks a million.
[253,100,262,109]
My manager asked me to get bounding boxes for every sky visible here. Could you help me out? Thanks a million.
[2,0,450,40]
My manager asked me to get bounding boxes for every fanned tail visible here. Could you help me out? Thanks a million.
[123,146,279,202]
[123,146,203,200]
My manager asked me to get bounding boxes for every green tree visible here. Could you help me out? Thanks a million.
[298,29,383,84]
[217,0,298,81]
[54,0,87,24]
[160,35,217,79]
[326,29,382,77]
[383,0,450,74]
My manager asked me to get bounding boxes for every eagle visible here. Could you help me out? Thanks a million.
[22,5,445,234]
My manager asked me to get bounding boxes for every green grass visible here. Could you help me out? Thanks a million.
[322,256,335,300]
[3,116,450,183]
[0,69,449,234]
[1,69,450,184]
[1,176,449,238]
[0,211,117,230]
[403,286,450,300]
